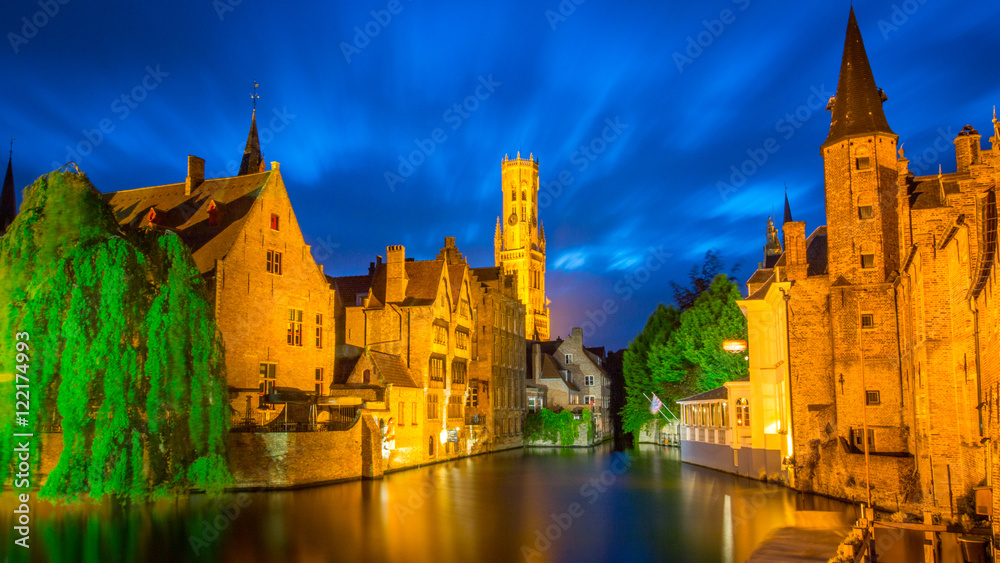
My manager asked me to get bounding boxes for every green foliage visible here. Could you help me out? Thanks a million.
[524,408,591,446]
[0,170,232,503]
[621,253,748,435]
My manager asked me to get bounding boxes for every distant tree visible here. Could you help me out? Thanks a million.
[669,250,742,311]
[621,262,748,435]
[0,169,231,503]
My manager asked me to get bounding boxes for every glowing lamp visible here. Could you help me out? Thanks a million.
[722,339,748,354]
[440,429,448,444]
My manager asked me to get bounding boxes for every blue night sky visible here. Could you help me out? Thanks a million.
[3,1,1000,351]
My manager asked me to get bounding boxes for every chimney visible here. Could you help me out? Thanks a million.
[954,126,980,174]
[185,155,205,195]
[571,327,583,341]
[385,245,408,303]
[532,342,541,381]
[783,221,808,280]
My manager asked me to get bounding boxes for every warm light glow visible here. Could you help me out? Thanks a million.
[722,339,747,353]
[439,429,448,444]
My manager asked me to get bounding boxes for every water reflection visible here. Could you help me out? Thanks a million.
[0,444,853,562]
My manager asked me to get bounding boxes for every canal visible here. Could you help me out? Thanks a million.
[1,444,855,562]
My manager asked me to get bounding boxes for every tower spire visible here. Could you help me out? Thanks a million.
[238,82,263,176]
[1,141,17,235]
[783,188,793,225]
[823,7,895,148]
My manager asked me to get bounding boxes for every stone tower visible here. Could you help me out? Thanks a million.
[495,152,549,341]
[822,8,908,459]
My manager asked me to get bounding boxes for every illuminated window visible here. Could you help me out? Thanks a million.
[427,394,440,419]
[447,395,462,419]
[452,360,467,385]
[270,213,279,230]
[258,363,276,409]
[466,380,479,408]
[287,309,303,346]
[429,356,445,382]
[456,329,470,351]
[584,375,594,387]
[433,323,448,346]
[736,398,750,427]
[266,250,282,274]
[861,314,874,329]
[858,206,874,220]
[866,390,881,405]
[315,314,323,348]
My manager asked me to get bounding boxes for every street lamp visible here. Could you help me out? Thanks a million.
[722,339,747,354]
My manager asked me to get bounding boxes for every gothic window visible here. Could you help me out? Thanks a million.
[522,190,526,200]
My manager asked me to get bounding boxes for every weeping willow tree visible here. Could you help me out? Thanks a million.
[0,169,231,503]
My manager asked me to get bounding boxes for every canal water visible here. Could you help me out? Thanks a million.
[1,444,855,562]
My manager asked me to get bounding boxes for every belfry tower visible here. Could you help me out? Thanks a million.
[495,152,549,340]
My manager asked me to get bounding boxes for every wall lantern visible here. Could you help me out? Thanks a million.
[722,339,748,354]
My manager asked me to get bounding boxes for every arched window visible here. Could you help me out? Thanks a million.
[736,398,750,427]
[428,436,435,456]
[522,190,527,200]
[511,190,516,201]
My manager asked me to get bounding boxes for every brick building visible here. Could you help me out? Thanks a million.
[470,266,527,450]
[104,110,336,423]
[331,238,486,465]
[527,328,613,440]
[739,8,998,524]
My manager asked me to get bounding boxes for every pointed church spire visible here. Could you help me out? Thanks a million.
[1,140,17,235]
[823,7,895,148]
[238,82,263,176]
[783,189,793,225]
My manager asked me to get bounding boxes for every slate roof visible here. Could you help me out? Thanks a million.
[805,226,829,276]
[539,354,580,392]
[401,260,443,305]
[329,274,373,307]
[823,7,895,148]
[472,266,500,283]
[678,386,728,403]
[909,175,963,210]
[103,171,272,274]
[369,350,419,388]
[238,110,262,176]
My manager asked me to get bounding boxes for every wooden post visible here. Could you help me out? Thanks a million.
[923,511,938,563]
[946,465,954,519]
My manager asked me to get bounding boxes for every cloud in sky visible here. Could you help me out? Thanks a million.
[3,0,1000,350]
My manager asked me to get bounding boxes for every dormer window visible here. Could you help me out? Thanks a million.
[270,213,279,230]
